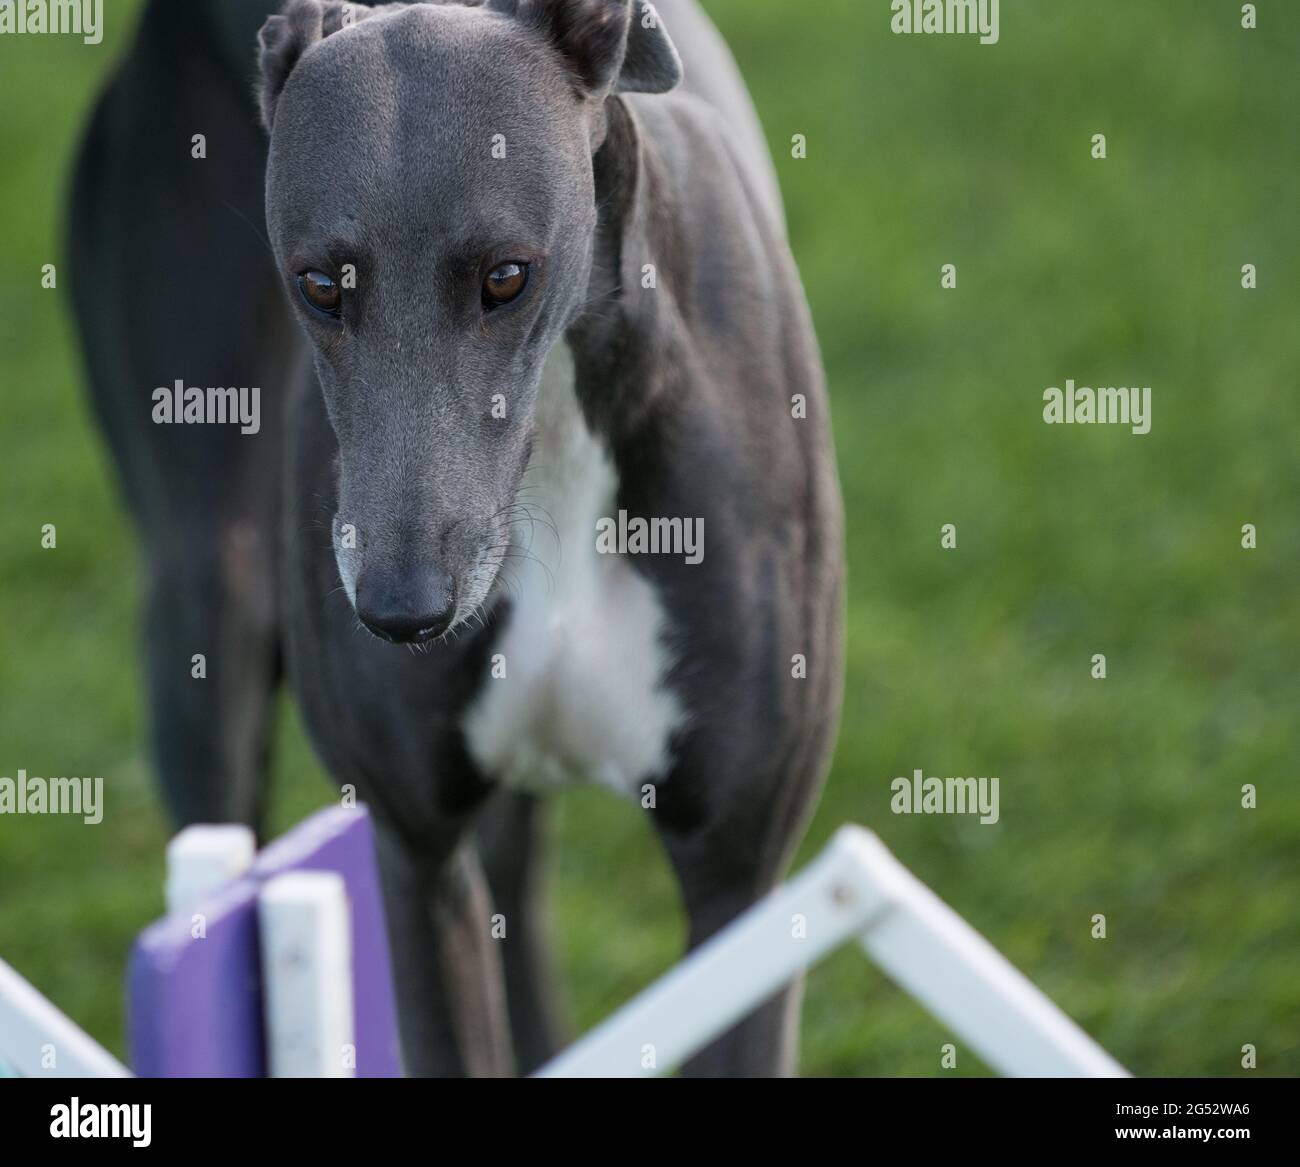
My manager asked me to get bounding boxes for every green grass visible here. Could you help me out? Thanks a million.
[1,0,1297,1077]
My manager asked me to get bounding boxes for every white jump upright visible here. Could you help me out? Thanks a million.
[536,825,1129,1078]
[258,870,356,1078]
[164,823,257,916]
[0,957,130,1078]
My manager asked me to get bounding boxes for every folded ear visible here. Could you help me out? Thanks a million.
[258,0,380,130]
[617,1,682,94]
[517,0,682,98]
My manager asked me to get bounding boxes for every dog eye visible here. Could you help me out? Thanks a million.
[298,270,341,317]
[482,262,528,309]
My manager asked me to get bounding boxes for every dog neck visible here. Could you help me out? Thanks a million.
[567,96,681,448]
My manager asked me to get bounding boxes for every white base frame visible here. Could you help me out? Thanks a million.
[536,826,1129,1078]
[0,957,130,1078]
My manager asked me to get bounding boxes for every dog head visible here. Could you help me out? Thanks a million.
[259,0,680,643]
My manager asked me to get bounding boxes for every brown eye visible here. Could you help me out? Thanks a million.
[483,262,528,308]
[298,270,341,317]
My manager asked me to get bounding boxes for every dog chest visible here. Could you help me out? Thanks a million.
[462,345,685,798]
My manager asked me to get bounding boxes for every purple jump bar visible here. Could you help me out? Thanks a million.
[126,805,401,1077]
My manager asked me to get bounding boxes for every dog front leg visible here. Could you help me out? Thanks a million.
[475,789,567,1074]
[372,819,513,1078]
[654,824,808,1078]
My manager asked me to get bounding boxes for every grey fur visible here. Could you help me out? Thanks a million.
[264,0,844,1077]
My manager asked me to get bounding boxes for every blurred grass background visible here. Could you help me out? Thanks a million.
[1,0,1297,1076]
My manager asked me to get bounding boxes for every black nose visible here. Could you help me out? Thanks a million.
[354,564,455,644]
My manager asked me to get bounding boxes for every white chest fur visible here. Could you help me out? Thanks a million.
[462,344,685,798]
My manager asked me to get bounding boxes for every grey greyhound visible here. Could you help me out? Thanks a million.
[71,0,843,1077]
